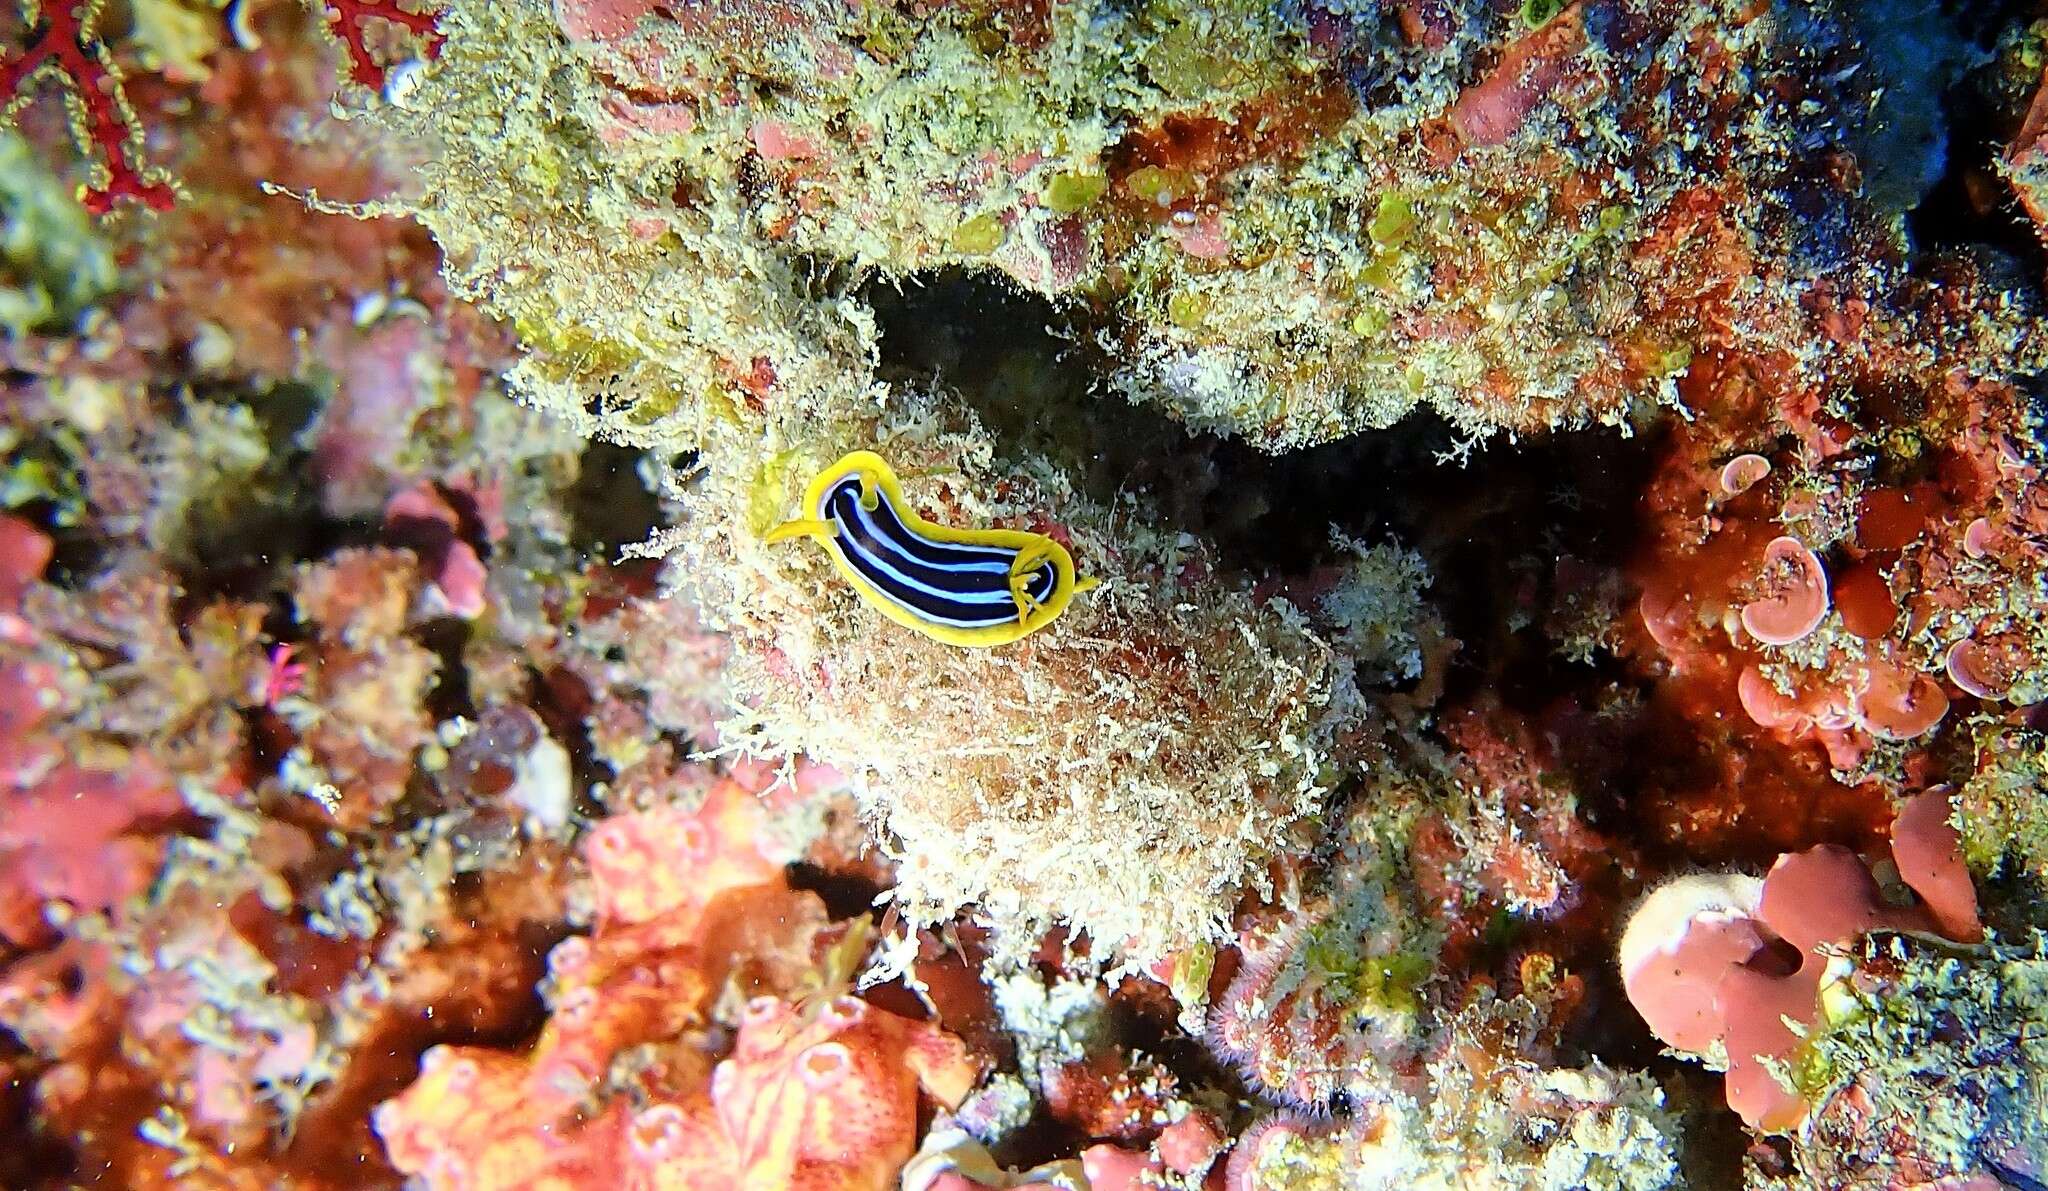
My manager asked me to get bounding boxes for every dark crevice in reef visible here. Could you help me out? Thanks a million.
[866,268,1462,574]
[1401,424,1662,716]
[1899,0,2044,270]
[1907,123,2042,274]
[865,268,1664,714]
[0,1044,77,1188]
[565,440,669,564]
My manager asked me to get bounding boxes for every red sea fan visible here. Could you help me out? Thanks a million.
[0,0,175,212]
[2,0,444,214]
[316,0,444,90]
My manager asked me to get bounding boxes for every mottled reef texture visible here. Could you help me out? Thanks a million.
[4,0,2048,1188]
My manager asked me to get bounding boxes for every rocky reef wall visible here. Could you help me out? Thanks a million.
[3,0,2048,1187]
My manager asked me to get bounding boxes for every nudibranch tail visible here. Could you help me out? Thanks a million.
[765,450,1093,647]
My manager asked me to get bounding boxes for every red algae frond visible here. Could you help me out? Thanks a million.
[1617,872,1767,1058]
[1888,788,1982,944]
[1944,637,2015,700]
[1850,657,1949,742]
[1717,453,1771,497]
[583,777,786,926]
[1619,789,1984,1132]
[1739,536,1830,647]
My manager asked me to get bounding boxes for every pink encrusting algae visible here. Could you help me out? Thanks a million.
[1739,537,1831,648]
[1620,789,1983,1131]
[0,517,184,945]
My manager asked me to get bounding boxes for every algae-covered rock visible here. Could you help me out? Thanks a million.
[362,0,2039,962]
[1774,934,2048,1189]
[381,0,1944,452]
[0,130,118,334]
[368,0,1387,958]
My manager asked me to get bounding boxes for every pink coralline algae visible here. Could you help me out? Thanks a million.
[583,776,788,926]
[1849,658,1951,743]
[554,0,658,43]
[624,993,980,1190]
[1224,1114,1325,1191]
[1718,454,1772,498]
[378,978,980,1191]
[1738,536,1830,648]
[0,517,182,945]
[1620,789,1983,1131]
[311,318,454,518]
[375,771,981,1191]
[0,752,181,945]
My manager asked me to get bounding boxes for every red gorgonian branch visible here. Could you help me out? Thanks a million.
[2,0,445,215]
[318,0,445,90]
[1,0,176,213]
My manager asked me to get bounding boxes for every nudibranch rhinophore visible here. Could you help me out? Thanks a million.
[765,451,1096,647]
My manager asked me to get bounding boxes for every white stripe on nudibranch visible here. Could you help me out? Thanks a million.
[828,482,1012,572]
[833,489,1019,605]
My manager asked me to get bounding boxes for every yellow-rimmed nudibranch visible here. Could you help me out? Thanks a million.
[764,451,1098,647]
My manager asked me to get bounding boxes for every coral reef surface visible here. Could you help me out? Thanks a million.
[3,0,2048,1188]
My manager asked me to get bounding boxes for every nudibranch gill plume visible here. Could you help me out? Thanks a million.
[764,451,1095,647]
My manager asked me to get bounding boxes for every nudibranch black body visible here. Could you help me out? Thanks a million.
[764,451,1094,647]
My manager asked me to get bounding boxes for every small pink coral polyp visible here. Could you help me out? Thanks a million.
[1739,536,1829,646]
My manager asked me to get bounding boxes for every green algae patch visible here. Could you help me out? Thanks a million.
[1125,166,1196,209]
[1354,949,1433,1017]
[951,212,1008,255]
[1144,23,1245,99]
[1044,171,1108,214]
[1167,290,1210,329]
[1368,193,1418,250]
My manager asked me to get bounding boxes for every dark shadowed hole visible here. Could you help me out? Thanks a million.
[863,268,1663,711]
[786,862,888,921]
[566,441,668,563]
[1902,0,2043,267]
[0,1046,81,1189]
[1743,935,1806,979]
